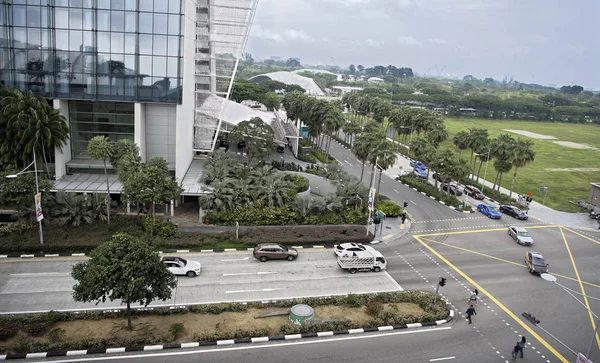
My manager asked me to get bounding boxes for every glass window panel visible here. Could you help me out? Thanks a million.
[97,53,111,73]
[82,31,93,52]
[111,0,124,10]
[27,28,41,48]
[55,7,69,28]
[82,53,95,73]
[13,0,27,4]
[125,0,136,11]
[97,0,110,9]
[111,11,125,32]
[154,0,168,13]
[124,34,136,54]
[28,0,41,4]
[41,29,50,49]
[167,36,179,56]
[82,10,94,30]
[139,56,152,76]
[27,6,41,27]
[125,12,136,32]
[97,10,110,31]
[70,0,83,6]
[139,13,153,33]
[153,14,167,34]
[69,8,83,29]
[153,35,167,56]
[83,0,92,7]
[152,57,166,77]
[97,32,110,53]
[166,57,178,78]
[111,33,124,53]
[56,30,69,50]
[55,0,68,5]
[40,7,48,27]
[123,55,135,72]
[69,30,82,51]
[167,15,180,35]
[139,1,153,12]
[139,35,152,55]
[168,0,181,14]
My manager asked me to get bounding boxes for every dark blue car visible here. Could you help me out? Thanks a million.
[410,160,427,171]
[477,204,502,219]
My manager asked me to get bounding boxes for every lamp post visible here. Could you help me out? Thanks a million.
[541,273,599,360]
[6,152,44,245]
[474,149,491,193]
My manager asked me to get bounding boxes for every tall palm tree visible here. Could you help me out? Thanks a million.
[351,135,372,183]
[509,138,536,197]
[426,122,449,147]
[199,180,234,212]
[371,141,399,195]
[492,157,513,192]
[255,174,292,207]
[466,128,489,173]
[452,131,470,156]
[87,135,114,225]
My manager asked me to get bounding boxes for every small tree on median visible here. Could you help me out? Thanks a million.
[71,233,177,330]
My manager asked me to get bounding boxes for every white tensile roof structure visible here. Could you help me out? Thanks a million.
[249,71,324,96]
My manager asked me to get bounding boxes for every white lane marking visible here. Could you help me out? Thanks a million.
[221,257,250,262]
[222,272,276,276]
[344,160,353,166]
[225,288,285,294]
[384,271,403,291]
[430,357,456,362]
[410,200,417,205]
[43,327,453,362]
[393,189,400,193]
[9,272,63,276]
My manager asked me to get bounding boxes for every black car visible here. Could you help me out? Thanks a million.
[499,205,528,220]
[432,173,449,183]
[442,183,463,196]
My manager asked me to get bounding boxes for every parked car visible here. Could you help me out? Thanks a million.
[525,251,548,275]
[276,145,285,153]
[432,173,450,183]
[162,257,202,277]
[464,185,485,200]
[410,160,427,170]
[442,183,463,196]
[508,226,534,246]
[500,205,528,220]
[334,243,376,258]
[253,243,298,262]
[477,204,502,219]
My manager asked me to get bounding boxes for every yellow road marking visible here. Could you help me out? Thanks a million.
[562,226,600,246]
[415,224,558,237]
[419,237,600,289]
[414,235,569,363]
[382,234,393,240]
[559,226,600,350]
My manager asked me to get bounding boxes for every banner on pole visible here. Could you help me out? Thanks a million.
[368,188,376,212]
[35,193,44,222]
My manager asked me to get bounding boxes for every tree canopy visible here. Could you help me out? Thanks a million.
[228,117,275,167]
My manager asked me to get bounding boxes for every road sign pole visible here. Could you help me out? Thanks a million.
[543,188,548,205]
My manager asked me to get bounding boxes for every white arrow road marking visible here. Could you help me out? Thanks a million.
[225,288,285,294]
[220,257,251,262]
[222,272,276,276]
[393,189,400,193]
[430,357,455,362]
[10,272,67,276]
[410,200,417,205]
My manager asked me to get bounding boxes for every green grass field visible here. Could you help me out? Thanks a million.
[442,117,600,212]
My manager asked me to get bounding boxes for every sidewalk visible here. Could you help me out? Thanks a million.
[370,217,412,244]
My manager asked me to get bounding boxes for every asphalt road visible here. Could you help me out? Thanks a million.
[0,249,402,314]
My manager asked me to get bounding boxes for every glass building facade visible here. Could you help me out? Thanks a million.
[0,0,183,103]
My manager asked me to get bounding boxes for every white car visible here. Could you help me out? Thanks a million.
[334,243,376,258]
[162,257,201,277]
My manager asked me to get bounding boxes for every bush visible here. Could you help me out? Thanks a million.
[297,152,317,163]
[47,328,66,343]
[143,216,178,238]
[194,328,269,342]
[397,175,473,212]
[283,174,310,193]
[365,302,384,317]
[270,160,304,172]
[374,199,403,217]
[204,206,367,226]
[311,149,336,164]
[169,323,184,340]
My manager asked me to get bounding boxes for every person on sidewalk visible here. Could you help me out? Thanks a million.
[512,341,521,360]
[519,336,526,358]
[466,304,476,324]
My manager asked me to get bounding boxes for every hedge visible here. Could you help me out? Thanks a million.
[398,174,473,212]
[203,206,367,226]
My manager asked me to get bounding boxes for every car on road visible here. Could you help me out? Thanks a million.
[442,183,463,196]
[414,169,428,179]
[499,205,528,220]
[334,243,376,257]
[253,243,298,262]
[508,226,534,246]
[432,173,450,183]
[477,204,502,219]
[525,251,549,275]
[162,257,202,277]
[464,185,485,200]
[410,160,427,170]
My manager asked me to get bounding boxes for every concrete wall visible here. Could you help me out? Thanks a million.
[134,103,146,162]
[145,104,177,166]
[53,99,71,179]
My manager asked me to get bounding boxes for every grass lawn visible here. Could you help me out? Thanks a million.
[442,117,600,212]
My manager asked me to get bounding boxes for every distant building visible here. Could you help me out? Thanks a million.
[249,71,324,96]
[367,77,384,84]
[331,86,364,95]
[590,182,600,209]
[270,56,281,61]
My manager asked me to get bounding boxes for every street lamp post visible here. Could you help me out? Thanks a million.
[474,149,491,193]
[6,152,44,245]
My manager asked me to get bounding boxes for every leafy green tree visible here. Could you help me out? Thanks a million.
[509,138,536,197]
[349,64,356,74]
[121,157,183,235]
[48,192,107,226]
[87,136,115,225]
[71,233,177,330]
[261,92,280,111]
[0,171,52,234]
[229,117,275,167]
[286,58,301,68]
[230,81,268,103]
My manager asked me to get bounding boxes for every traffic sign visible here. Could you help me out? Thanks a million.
[539,187,546,192]
[376,210,386,220]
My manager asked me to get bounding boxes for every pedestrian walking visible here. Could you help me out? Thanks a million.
[465,304,476,324]
[519,336,526,358]
[512,341,520,360]
[468,289,479,305]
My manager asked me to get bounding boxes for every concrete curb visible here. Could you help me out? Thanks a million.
[0,245,336,259]
[0,308,454,360]
[396,181,476,214]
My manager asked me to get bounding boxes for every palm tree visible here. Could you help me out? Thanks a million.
[492,157,512,192]
[509,138,536,197]
[226,178,253,206]
[255,174,292,207]
[426,122,449,147]
[466,128,489,173]
[351,135,372,182]
[250,164,274,184]
[87,135,114,225]
[48,192,107,226]
[452,131,470,156]
[372,141,399,195]
[343,118,361,145]
[199,180,234,212]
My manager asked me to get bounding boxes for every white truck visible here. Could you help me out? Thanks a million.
[337,250,387,274]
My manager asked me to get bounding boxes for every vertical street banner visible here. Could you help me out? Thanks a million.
[368,187,376,212]
[35,193,44,222]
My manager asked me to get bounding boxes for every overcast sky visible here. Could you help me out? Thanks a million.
[246,0,600,89]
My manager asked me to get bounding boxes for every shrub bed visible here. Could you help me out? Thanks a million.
[0,291,449,355]
[456,176,521,206]
[203,206,367,226]
[398,175,473,212]
[374,199,403,217]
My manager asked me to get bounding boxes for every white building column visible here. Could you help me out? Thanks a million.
[53,99,71,179]
[134,102,146,162]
